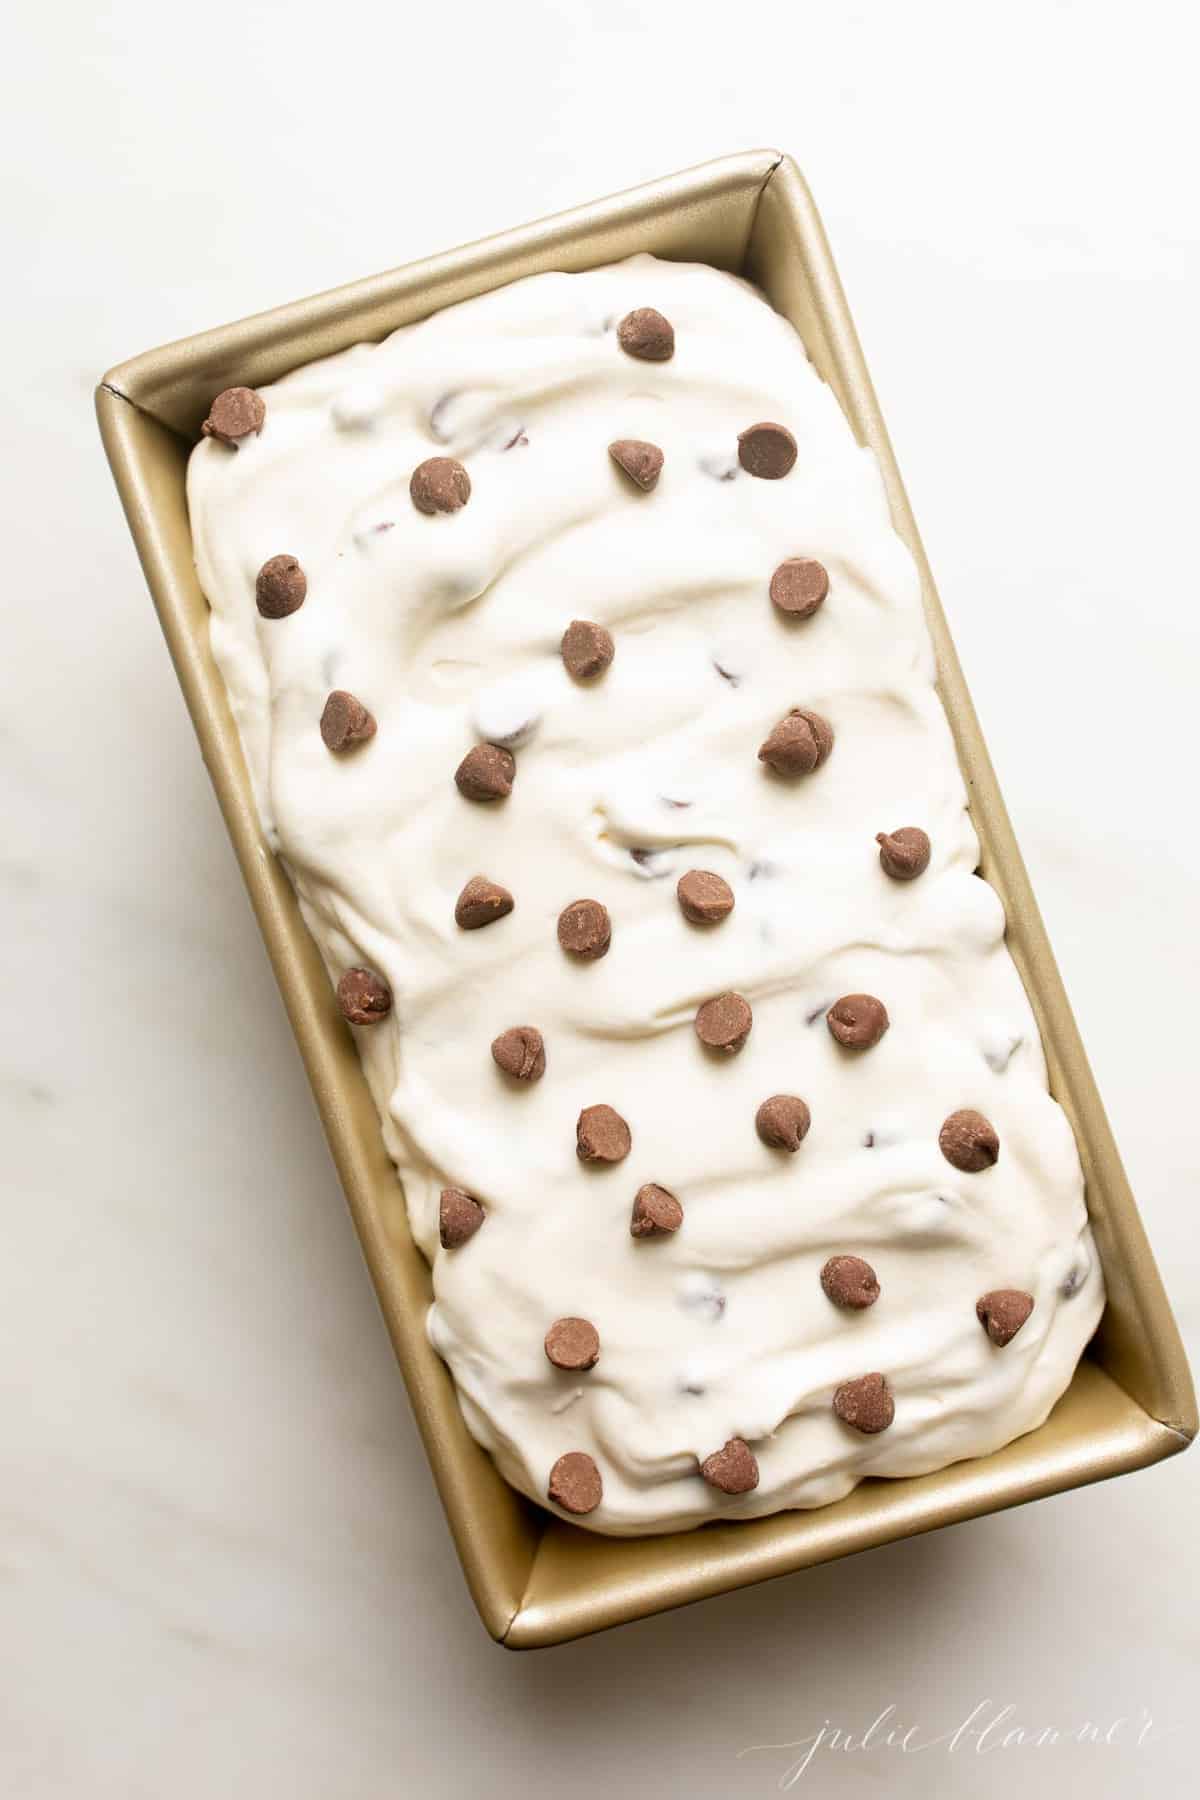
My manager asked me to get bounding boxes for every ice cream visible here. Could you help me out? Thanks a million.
[187,254,1102,1534]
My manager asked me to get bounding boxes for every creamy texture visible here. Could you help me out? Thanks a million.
[188,255,1103,1534]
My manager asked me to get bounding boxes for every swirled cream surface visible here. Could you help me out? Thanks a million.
[188,255,1103,1535]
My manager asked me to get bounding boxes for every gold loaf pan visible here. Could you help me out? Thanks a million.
[96,151,1194,1649]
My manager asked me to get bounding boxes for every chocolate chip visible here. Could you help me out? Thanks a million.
[1060,1263,1085,1299]
[833,1372,894,1433]
[939,1109,1000,1172]
[548,1450,603,1514]
[758,708,834,776]
[630,1183,683,1237]
[695,991,753,1053]
[439,1187,485,1248]
[769,557,829,619]
[576,1104,631,1164]
[737,422,797,480]
[454,876,514,930]
[557,898,611,960]
[877,827,931,881]
[700,1437,759,1494]
[821,1255,881,1309]
[677,869,735,924]
[977,1289,1034,1346]
[827,994,889,1050]
[491,1026,546,1081]
[561,619,615,680]
[633,846,672,874]
[319,690,376,752]
[454,743,515,801]
[609,438,664,491]
[335,967,392,1025]
[617,307,674,362]
[755,1094,811,1151]
[410,456,471,514]
[544,1317,600,1371]
[201,386,265,444]
[255,554,307,619]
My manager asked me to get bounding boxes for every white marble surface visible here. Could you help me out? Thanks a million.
[4,2,1197,1794]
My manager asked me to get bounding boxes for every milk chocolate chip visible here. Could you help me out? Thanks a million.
[877,827,931,881]
[695,991,753,1053]
[454,876,514,930]
[737,422,797,480]
[439,1187,485,1248]
[677,869,735,924]
[335,967,392,1025]
[939,1109,1000,1172]
[827,994,889,1050]
[320,690,376,752]
[630,1183,684,1237]
[769,557,829,620]
[201,385,265,444]
[410,456,471,514]
[976,1289,1034,1346]
[548,1450,603,1514]
[491,1026,546,1082]
[557,898,611,960]
[609,438,664,491]
[821,1255,881,1310]
[561,619,615,680]
[758,708,834,776]
[755,1094,811,1151]
[576,1104,631,1164]
[700,1437,759,1494]
[833,1372,894,1433]
[544,1317,600,1371]
[255,554,307,619]
[455,743,515,801]
[617,307,675,361]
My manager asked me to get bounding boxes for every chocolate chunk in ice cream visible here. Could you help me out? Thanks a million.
[769,557,829,620]
[700,1437,760,1494]
[677,869,735,924]
[439,1187,485,1248]
[695,991,753,1053]
[977,1289,1035,1346]
[821,1255,881,1310]
[557,898,611,960]
[877,826,931,881]
[833,1372,894,1433]
[827,994,889,1050]
[335,967,392,1025]
[544,1317,601,1371]
[410,456,471,514]
[201,386,265,444]
[609,438,664,491]
[939,1109,1000,1172]
[755,1094,811,1151]
[454,743,515,801]
[491,1025,546,1082]
[454,876,514,930]
[576,1104,632,1164]
[758,708,834,776]
[630,1183,684,1238]
[561,619,615,680]
[617,307,674,362]
[320,690,377,752]
[737,422,797,480]
[548,1450,603,1514]
[255,554,306,618]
